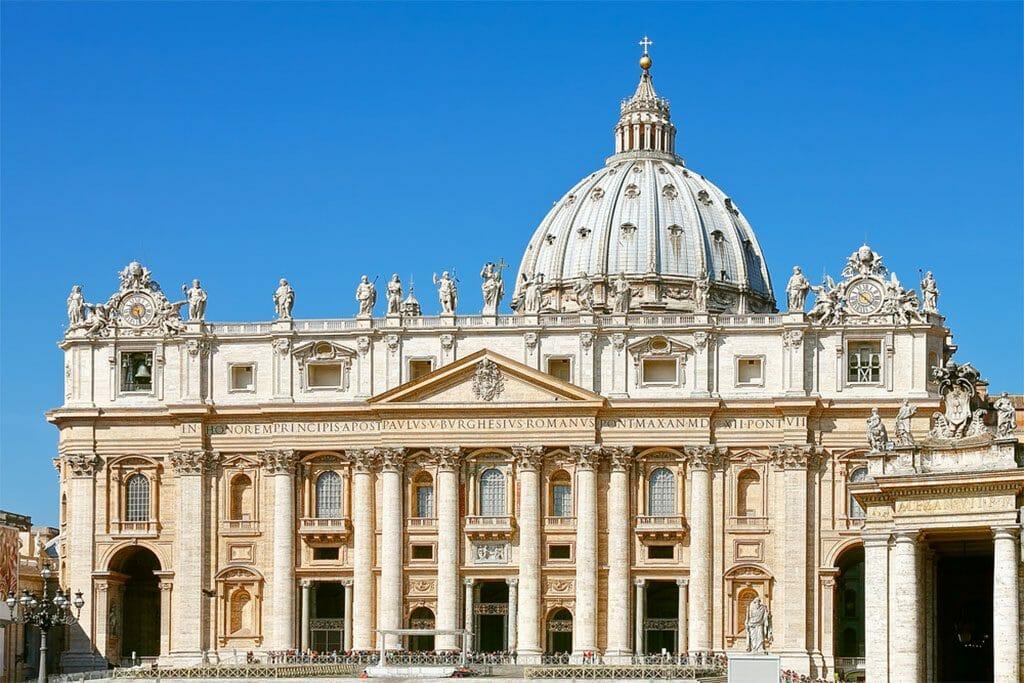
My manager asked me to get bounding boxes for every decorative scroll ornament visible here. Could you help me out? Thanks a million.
[471,359,505,401]
[258,449,297,475]
[781,329,804,349]
[169,449,214,475]
[64,453,101,478]
[512,445,544,471]
[928,360,986,440]
[473,543,508,564]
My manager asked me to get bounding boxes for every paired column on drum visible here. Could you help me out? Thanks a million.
[513,446,544,662]
[685,446,716,654]
[378,448,405,650]
[605,448,634,660]
[433,447,462,651]
[259,449,297,650]
[571,446,600,657]
[992,526,1020,683]
[351,450,377,650]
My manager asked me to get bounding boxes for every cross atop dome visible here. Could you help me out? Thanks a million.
[638,36,653,70]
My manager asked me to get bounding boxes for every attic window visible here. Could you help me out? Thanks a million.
[624,184,640,199]
[564,194,576,206]
[711,230,725,244]
[308,364,343,388]
[546,357,572,383]
[545,234,556,245]
[697,189,712,206]
[642,358,679,385]
[725,198,739,215]
[408,359,433,381]
[668,224,684,238]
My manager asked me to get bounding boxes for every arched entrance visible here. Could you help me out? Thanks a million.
[408,607,436,651]
[834,545,865,681]
[545,608,572,655]
[109,546,161,659]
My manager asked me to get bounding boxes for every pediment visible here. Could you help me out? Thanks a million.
[369,349,605,406]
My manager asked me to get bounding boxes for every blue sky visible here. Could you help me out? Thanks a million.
[2,2,1021,524]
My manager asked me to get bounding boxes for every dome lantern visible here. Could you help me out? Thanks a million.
[615,36,676,157]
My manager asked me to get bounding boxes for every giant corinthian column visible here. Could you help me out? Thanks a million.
[378,448,405,650]
[61,453,104,671]
[351,449,377,650]
[259,449,298,650]
[571,445,601,657]
[513,445,544,663]
[170,449,213,658]
[992,527,1020,683]
[605,447,634,661]
[685,446,716,654]
[432,446,462,651]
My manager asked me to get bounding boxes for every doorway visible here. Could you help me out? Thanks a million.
[644,580,678,654]
[474,581,508,652]
[109,546,161,658]
[936,553,993,682]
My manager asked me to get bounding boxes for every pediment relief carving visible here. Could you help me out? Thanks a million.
[627,335,692,358]
[292,340,356,366]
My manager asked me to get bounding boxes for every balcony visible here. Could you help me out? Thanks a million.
[543,515,577,530]
[299,517,352,543]
[220,519,260,536]
[407,517,437,531]
[634,515,688,541]
[110,519,159,538]
[464,515,516,540]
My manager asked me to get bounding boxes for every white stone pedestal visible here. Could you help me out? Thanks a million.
[728,653,781,683]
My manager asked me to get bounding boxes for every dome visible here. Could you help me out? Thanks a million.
[513,48,775,315]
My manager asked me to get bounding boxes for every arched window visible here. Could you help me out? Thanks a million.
[550,471,572,517]
[648,467,675,516]
[848,467,868,519]
[414,474,434,518]
[736,469,762,517]
[229,473,253,520]
[479,468,506,517]
[229,587,252,635]
[316,471,342,518]
[125,473,150,522]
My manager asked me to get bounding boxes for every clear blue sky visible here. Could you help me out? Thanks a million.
[2,2,1021,525]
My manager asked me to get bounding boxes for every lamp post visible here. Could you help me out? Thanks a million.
[5,562,85,683]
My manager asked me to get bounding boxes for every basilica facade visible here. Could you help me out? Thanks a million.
[50,48,1021,682]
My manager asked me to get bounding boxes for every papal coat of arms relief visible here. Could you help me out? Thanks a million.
[471,359,505,401]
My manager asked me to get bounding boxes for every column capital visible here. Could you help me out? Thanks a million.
[676,578,689,587]
[892,529,920,544]
[463,577,475,587]
[570,444,602,471]
[683,445,719,470]
[633,577,645,587]
[992,526,1020,541]
[349,448,378,474]
[431,446,461,471]
[377,447,405,473]
[512,445,544,471]
[300,579,313,588]
[169,448,216,476]
[768,444,819,470]
[340,578,354,587]
[64,452,101,478]
[862,531,892,547]
[506,577,519,587]
[606,446,634,472]
[258,449,297,475]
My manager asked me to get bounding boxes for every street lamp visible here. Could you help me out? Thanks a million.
[5,562,84,683]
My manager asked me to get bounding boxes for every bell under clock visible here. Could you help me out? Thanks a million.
[846,278,884,316]
[119,292,156,327]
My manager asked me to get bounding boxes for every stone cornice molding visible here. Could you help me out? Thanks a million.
[768,444,818,470]
[349,448,378,474]
[570,445,603,471]
[258,449,297,476]
[64,452,101,478]
[606,446,634,472]
[430,446,461,472]
[169,449,215,476]
[377,447,405,473]
[512,445,545,472]
[683,445,719,470]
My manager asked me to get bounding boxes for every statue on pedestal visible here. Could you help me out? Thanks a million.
[611,273,630,314]
[386,274,403,315]
[694,268,711,313]
[519,272,545,314]
[785,266,810,312]
[994,392,1016,438]
[480,261,505,315]
[745,597,772,653]
[573,272,595,312]
[433,271,458,315]
[355,275,377,317]
[274,279,295,320]
[182,279,207,321]
[920,271,939,314]
[867,408,889,452]
[67,285,85,326]
[895,399,917,447]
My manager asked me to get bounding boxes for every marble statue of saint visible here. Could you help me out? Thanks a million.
[182,279,207,321]
[994,392,1016,438]
[274,279,295,320]
[83,303,111,337]
[867,408,888,452]
[520,273,544,314]
[611,273,631,314]
[694,268,711,313]
[480,262,505,315]
[385,274,403,315]
[920,271,939,314]
[67,285,85,326]
[895,399,917,447]
[745,597,771,653]
[355,275,377,318]
[433,271,458,315]
[573,272,595,312]
[785,266,810,312]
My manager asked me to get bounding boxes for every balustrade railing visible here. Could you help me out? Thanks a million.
[407,517,438,528]
[727,515,768,529]
[543,515,576,528]
[635,515,687,527]
[220,519,259,533]
[112,519,159,536]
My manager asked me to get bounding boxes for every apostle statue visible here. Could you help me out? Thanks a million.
[274,278,295,320]
[694,268,711,313]
[182,279,207,321]
[895,399,917,447]
[573,272,595,312]
[355,275,377,317]
[433,271,458,315]
[867,408,888,452]
[745,597,772,654]
[519,272,544,314]
[785,266,810,312]
[67,285,85,326]
[994,392,1016,438]
[480,261,505,315]
[611,273,631,314]
[920,271,939,314]
[385,274,403,315]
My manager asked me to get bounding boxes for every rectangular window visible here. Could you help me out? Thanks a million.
[736,357,764,386]
[120,352,154,392]
[546,357,572,383]
[647,545,674,560]
[548,544,571,560]
[308,363,342,388]
[313,546,340,561]
[408,359,433,381]
[641,358,678,385]
[848,342,882,384]
[416,485,434,518]
[230,364,255,391]
[411,544,434,560]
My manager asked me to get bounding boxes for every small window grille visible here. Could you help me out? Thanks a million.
[416,484,435,518]
[315,471,342,518]
[648,467,675,516]
[125,474,150,522]
[479,469,506,517]
[552,484,572,517]
[848,342,882,384]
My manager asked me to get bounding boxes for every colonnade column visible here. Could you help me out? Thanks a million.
[260,449,297,650]
[378,448,405,650]
[342,579,354,652]
[891,530,921,681]
[300,580,312,651]
[633,578,645,656]
[685,446,716,654]
[992,526,1020,683]
[463,578,475,649]
[676,578,689,654]
[513,446,544,662]
[351,450,377,650]
[571,446,600,658]
[605,448,634,660]
[62,453,102,670]
[863,532,890,683]
[433,447,462,652]
[506,578,519,654]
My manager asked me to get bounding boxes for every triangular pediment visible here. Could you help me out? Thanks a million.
[369,349,606,406]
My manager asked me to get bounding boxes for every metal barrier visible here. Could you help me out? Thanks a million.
[108,663,362,679]
[524,664,726,679]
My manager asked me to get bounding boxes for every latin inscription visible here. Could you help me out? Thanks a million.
[600,417,709,430]
[207,416,592,436]
[896,496,1011,514]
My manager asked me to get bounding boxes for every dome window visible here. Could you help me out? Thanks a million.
[632,166,643,174]
[725,198,739,215]
[564,194,577,206]
[620,223,638,238]
[545,234,557,245]
[577,226,591,238]
[668,224,684,238]
[624,184,640,199]
[662,184,678,200]
[697,189,713,206]
[657,165,668,174]
[591,187,605,201]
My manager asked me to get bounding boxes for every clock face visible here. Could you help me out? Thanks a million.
[847,279,884,315]
[119,293,156,327]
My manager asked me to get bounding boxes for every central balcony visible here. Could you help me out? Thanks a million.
[634,515,689,541]
[543,515,577,530]
[110,519,160,538]
[299,516,352,543]
[464,515,516,540]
